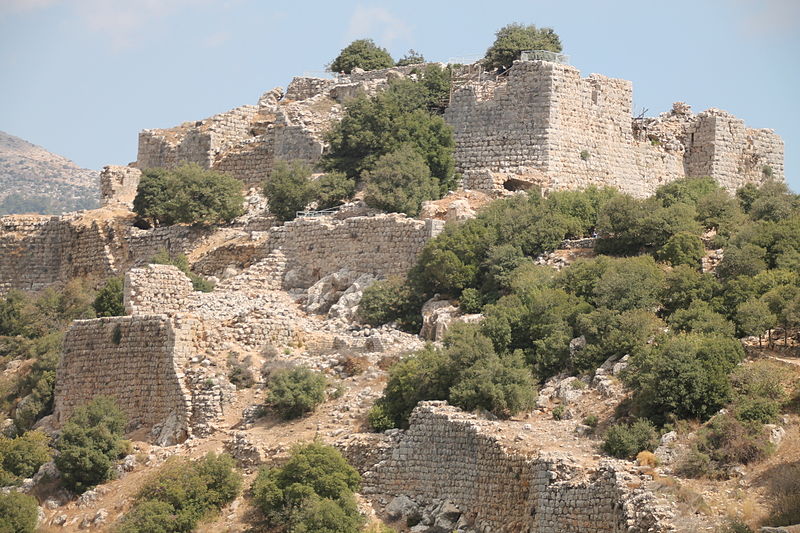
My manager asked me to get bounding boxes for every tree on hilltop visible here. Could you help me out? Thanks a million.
[329,39,394,74]
[483,23,563,71]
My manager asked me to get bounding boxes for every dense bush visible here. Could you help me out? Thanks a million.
[458,287,482,313]
[602,419,660,459]
[396,49,425,67]
[93,276,124,317]
[363,146,440,216]
[483,23,562,71]
[55,395,128,493]
[323,66,455,195]
[0,491,38,533]
[252,442,362,532]
[263,161,317,222]
[133,164,244,227]
[679,414,772,479]
[357,277,422,332]
[373,323,536,428]
[315,171,356,210]
[624,333,744,424]
[266,366,327,419]
[118,453,241,533]
[329,39,394,74]
[0,430,50,482]
[657,232,705,268]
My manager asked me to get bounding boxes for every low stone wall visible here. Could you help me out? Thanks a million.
[359,402,670,533]
[268,215,443,288]
[54,316,192,445]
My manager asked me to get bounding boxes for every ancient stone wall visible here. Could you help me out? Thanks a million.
[268,215,443,289]
[0,212,207,296]
[285,76,337,101]
[100,166,141,208]
[446,60,784,196]
[124,265,194,315]
[54,316,192,445]
[362,402,669,533]
[137,105,259,170]
[0,215,115,295]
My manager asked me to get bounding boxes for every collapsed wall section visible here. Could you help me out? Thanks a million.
[361,402,669,533]
[54,316,193,445]
[267,215,443,289]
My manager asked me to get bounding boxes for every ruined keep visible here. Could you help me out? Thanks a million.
[445,60,783,196]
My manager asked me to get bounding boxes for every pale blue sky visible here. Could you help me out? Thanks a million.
[1,0,798,191]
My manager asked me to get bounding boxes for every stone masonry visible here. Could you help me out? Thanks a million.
[100,166,141,208]
[0,212,207,296]
[445,60,783,197]
[268,214,444,289]
[54,315,194,445]
[358,402,671,533]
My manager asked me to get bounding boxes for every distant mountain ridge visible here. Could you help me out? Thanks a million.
[0,131,99,215]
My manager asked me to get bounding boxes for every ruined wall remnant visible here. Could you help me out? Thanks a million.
[124,264,194,315]
[0,212,208,297]
[100,166,142,208]
[446,60,783,197]
[268,215,444,289]
[359,402,670,533]
[54,316,194,445]
[0,215,115,295]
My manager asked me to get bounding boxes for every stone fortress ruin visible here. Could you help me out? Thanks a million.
[0,53,787,532]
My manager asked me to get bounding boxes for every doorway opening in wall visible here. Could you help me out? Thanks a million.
[503,178,535,192]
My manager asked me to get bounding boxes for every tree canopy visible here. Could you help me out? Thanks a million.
[483,23,563,71]
[329,39,394,74]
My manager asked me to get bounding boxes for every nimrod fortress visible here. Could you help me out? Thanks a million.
[0,36,795,533]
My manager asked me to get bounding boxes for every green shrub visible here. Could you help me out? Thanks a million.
[582,414,599,428]
[679,414,772,479]
[357,277,421,332]
[720,518,754,533]
[396,49,425,67]
[552,405,565,420]
[315,171,355,210]
[483,23,562,71]
[0,491,38,533]
[668,300,735,337]
[55,395,128,493]
[733,397,779,424]
[133,164,244,227]
[329,39,394,74]
[266,367,327,419]
[0,430,50,480]
[363,146,441,216]
[458,288,482,313]
[367,403,395,432]
[252,442,361,532]
[263,161,316,222]
[375,324,536,427]
[119,453,241,533]
[657,232,705,268]
[602,419,660,459]
[93,277,124,317]
[323,75,455,190]
[624,333,744,423]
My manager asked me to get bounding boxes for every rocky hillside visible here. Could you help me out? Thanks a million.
[0,131,99,215]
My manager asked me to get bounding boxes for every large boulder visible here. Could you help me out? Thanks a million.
[419,297,459,341]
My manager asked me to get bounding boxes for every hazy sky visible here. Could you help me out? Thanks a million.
[1,0,798,191]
